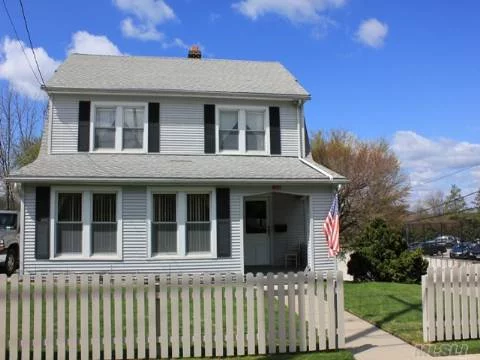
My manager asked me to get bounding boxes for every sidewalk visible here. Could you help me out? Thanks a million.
[345,311,478,360]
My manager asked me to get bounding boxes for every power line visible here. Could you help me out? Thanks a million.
[413,163,480,188]
[409,190,480,223]
[1,0,42,87]
[18,0,46,86]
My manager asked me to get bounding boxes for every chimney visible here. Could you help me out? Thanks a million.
[188,45,202,59]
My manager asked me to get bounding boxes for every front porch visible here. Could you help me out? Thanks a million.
[243,192,310,274]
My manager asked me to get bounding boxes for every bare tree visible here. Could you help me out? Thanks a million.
[423,190,445,216]
[311,130,410,246]
[0,86,45,209]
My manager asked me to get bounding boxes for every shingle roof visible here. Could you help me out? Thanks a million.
[9,154,346,184]
[45,54,310,99]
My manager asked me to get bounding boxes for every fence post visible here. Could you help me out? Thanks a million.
[426,267,435,342]
[422,274,428,342]
[0,274,7,360]
[21,274,31,360]
[326,271,336,349]
[435,268,444,341]
[336,271,345,349]
[452,267,461,339]
[468,265,477,339]
[444,269,453,341]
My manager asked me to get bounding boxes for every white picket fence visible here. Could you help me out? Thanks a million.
[422,265,480,342]
[0,271,344,359]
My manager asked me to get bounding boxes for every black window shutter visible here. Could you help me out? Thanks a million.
[216,188,231,258]
[269,106,281,155]
[204,104,215,154]
[148,103,160,152]
[77,101,91,152]
[35,186,50,259]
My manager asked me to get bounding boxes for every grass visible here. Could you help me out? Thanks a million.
[344,281,480,356]
[239,350,355,359]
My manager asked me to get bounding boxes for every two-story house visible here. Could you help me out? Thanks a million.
[9,49,346,275]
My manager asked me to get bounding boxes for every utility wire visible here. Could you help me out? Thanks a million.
[412,163,480,187]
[408,205,479,223]
[416,190,479,215]
[18,0,46,86]
[1,0,42,86]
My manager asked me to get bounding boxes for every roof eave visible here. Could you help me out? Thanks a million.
[6,176,347,185]
[44,86,311,101]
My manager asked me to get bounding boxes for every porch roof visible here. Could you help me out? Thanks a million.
[9,154,347,184]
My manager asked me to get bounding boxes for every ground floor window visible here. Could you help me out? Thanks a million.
[149,189,216,257]
[53,188,122,258]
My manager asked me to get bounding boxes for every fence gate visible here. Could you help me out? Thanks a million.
[422,266,480,342]
[0,271,344,359]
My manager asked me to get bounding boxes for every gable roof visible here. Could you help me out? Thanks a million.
[9,154,346,184]
[45,54,310,99]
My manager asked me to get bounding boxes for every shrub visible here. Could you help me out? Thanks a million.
[347,218,428,283]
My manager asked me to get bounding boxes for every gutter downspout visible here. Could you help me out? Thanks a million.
[296,100,303,158]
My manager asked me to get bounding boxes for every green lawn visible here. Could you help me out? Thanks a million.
[344,281,480,356]
[236,351,354,359]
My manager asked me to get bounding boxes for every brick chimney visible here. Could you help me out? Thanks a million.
[188,45,202,59]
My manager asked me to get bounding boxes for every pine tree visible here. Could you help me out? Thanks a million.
[444,184,466,214]
[474,189,480,212]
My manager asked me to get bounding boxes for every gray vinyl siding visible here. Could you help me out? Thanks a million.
[50,95,79,153]
[48,95,299,156]
[22,184,333,274]
[159,101,204,154]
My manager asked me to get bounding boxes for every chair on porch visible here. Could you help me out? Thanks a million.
[284,243,301,269]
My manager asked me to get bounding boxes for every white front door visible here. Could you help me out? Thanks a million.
[244,199,270,266]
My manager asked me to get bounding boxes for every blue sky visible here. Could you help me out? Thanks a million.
[1,0,479,202]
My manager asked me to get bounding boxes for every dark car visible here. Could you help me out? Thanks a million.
[421,240,447,256]
[434,235,457,248]
[450,242,471,259]
[469,241,480,260]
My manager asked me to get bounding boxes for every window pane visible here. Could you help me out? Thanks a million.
[152,223,177,253]
[58,193,82,222]
[186,223,211,252]
[219,111,238,130]
[95,107,116,128]
[123,129,143,149]
[92,223,117,253]
[93,194,116,222]
[245,201,267,233]
[246,131,265,151]
[154,194,176,222]
[219,130,239,150]
[57,223,82,254]
[123,107,144,128]
[187,194,210,222]
[246,111,265,131]
[95,128,115,149]
[92,194,117,254]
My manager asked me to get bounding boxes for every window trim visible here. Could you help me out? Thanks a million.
[147,187,217,259]
[89,101,149,153]
[49,186,123,260]
[215,105,270,155]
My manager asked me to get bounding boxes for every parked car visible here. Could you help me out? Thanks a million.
[469,241,480,260]
[450,242,471,259]
[0,210,19,276]
[433,235,457,248]
[421,240,447,256]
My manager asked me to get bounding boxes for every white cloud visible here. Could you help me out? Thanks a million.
[355,18,388,48]
[68,31,122,55]
[121,18,164,41]
[162,38,189,50]
[0,37,60,99]
[113,0,175,41]
[392,131,480,199]
[232,0,346,23]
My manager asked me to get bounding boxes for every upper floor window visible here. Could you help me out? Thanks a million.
[216,107,269,154]
[91,103,147,152]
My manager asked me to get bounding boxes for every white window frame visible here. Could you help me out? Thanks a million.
[215,105,270,155]
[147,187,217,259]
[90,101,149,153]
[50,186,123,260]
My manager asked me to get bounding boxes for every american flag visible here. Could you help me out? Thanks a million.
[324,193,340,257]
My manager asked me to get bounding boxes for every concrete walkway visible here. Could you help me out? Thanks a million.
[344,311,479,360]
